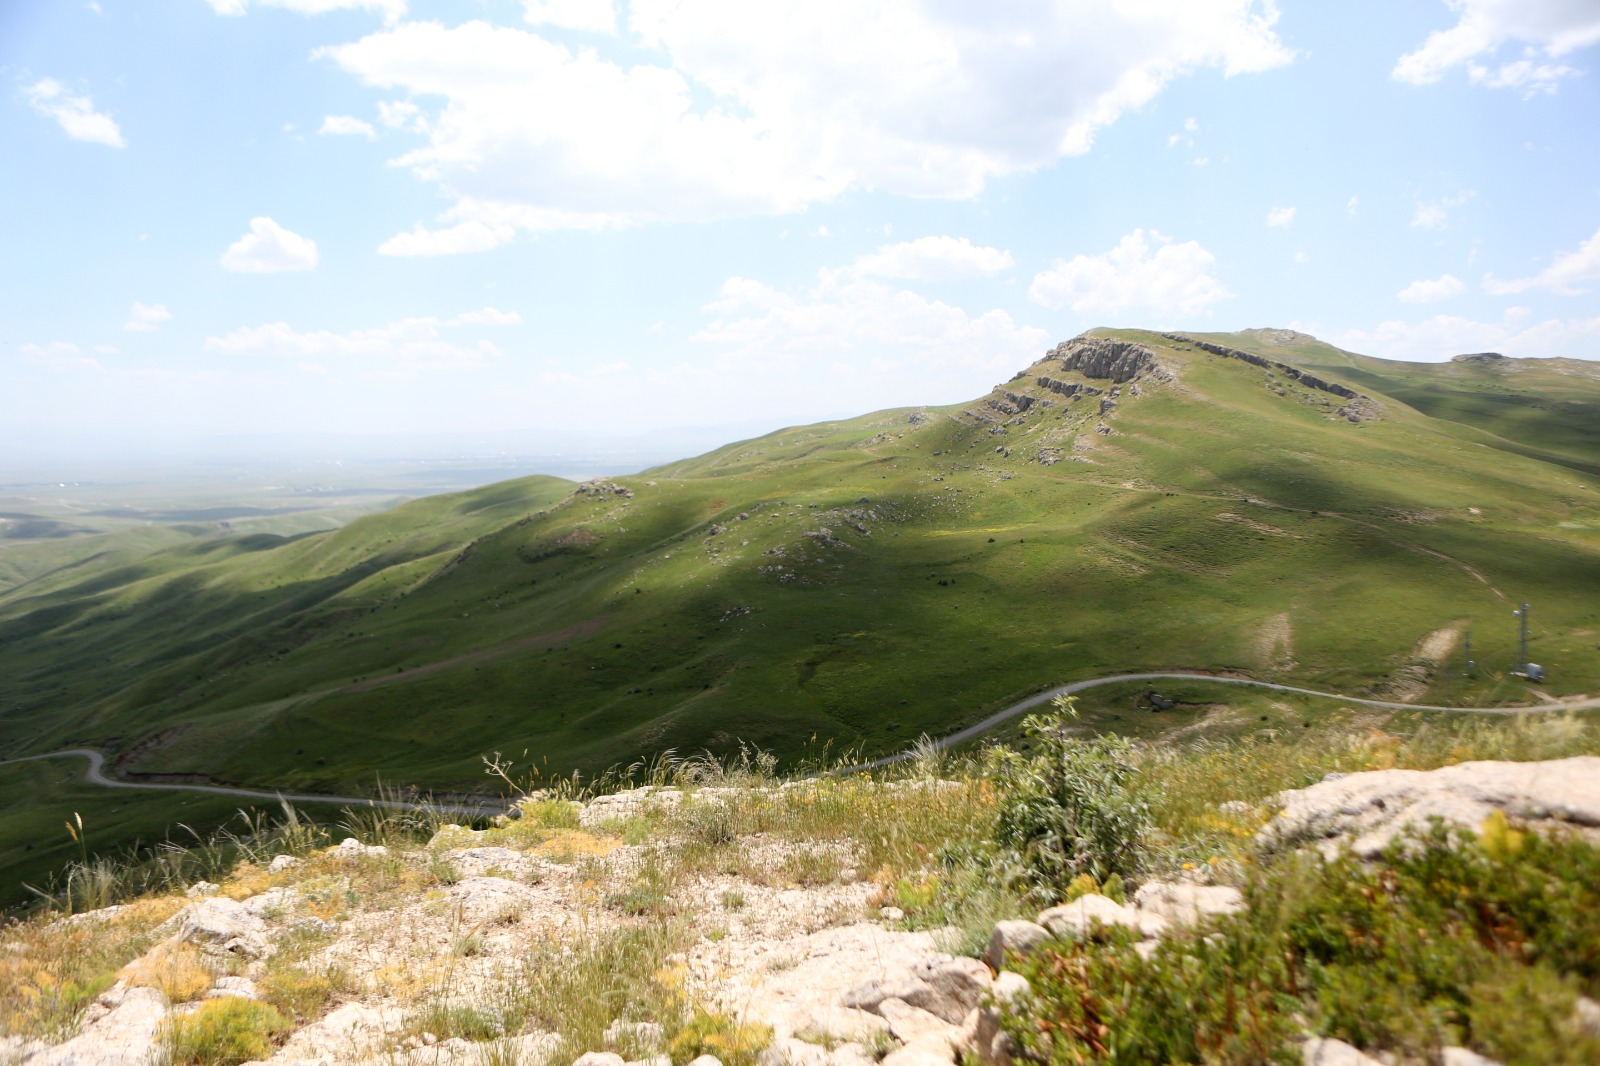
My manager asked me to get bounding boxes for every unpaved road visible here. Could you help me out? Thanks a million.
[6,673,1598,801]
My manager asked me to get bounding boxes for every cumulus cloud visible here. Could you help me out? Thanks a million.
[1267,206,1296,227]
[1412,191,1475,230]
[24,78,125,147]
[1397,274,1465,303]
[848,236,1014,283]
[123,302,173,331]
[524,0,615,33]
[205,0,405,25]
[1393,0,1600,95]
[1028,229,1230,317]
[1329,312,1600,361]
[320,2,1294,251]
[693,268,1048,407]
[1483,224,1600,295]
[220,218,320,273]
[204,308,515,370]
[319,114,377,138]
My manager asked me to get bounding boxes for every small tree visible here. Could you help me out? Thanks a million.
[988,696,1151,897]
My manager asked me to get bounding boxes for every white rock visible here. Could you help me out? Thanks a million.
[989,972,1030,1008]
[267,853,301,873]
[185,881,220,898]
[879,1039,956,1066]
[879,907,905,921]
[1132,883,1244,926]
[1575,996,1600,1036]
[1301,1037,1387,1065]
[983,921,1050,971]
[905,957,991,1024]
[573,1053,627,1066]
[171,896,271,958]
[1260,756,1600,858]
[685,1056,724,1066]
[204,976,259,1000]
[1036,895,1141,939]
[26,986,167,1066]
[758,1038,831,1066]
[239,887,297,918]
[788,1006,889,1043]
[842,976,936,1015]
[877,999,953,1045]
[1440,1049,1503,1066]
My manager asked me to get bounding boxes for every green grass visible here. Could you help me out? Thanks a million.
[1,329,1597,897]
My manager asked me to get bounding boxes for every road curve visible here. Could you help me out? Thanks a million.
[5,674,1598,802]
[0,748,507,819]
[851,671,1600,771]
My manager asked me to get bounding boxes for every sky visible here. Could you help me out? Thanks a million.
[3,0,1600,454]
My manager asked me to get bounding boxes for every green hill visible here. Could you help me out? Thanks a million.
[2,328,1598,801]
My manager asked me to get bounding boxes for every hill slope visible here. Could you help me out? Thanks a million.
[2,329,1598,796]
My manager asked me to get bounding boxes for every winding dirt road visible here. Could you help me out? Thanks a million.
[5,673,1597,801]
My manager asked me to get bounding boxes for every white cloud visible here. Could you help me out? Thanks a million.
[1412,190,1475,230]
[319,114,377,139]
[123,302,173,332]
[1267,206,1296,227]
[849,236,1014,282]
[1028,229,1230,317]
[320,3,1294,250]
[23,78,125,148]
[20,342,103,372]
[220,218,320,273]
[1483,224,1600,295]
[1347,195,1359,217]
[205,0,405,25]
[524,0,615,33]
[1167,116,1199,148]
[1397,273,1465,303]
[1330,312,1600,362]
[1393,0,1600,95]
[692,267,1048,406]
[204,310,511,370]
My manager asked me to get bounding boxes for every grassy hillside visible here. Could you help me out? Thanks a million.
[2,329,1597,804]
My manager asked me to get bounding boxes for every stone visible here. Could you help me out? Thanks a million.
[1301,1037,1387,1065]
[603,1021,666,1051]
[268,853,301,873]
[1036,895,1142,939]
[879,1038,956,1066]
[879,907,905,921]
[573,1053,627,1066]
[25,986,167,1066]
[905,956,991,1024]
[989,972,1029,1007]
[1440,1049,1503,1066]
[205,976,259,1000]
[1133,883,1245,926]
[239,887,297,918]
[331,838,388,858]
[758,1038,831,1066]
[842,976,937,1015]
[1574,996,1600,1036]
[185,881,220,897]
[982,920,1049,971]
[171,896,271,958]
[1259,757,1600,858]
[877,998,953,1045]
[826,1046,875,1066]
[685,1057,724,1066]
[788,1007,888,1043]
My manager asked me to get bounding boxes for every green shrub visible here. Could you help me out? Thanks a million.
[163,998,289,1066]
[988,704,1152,896]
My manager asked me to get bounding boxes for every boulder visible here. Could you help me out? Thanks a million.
[172,896,271,958]
[1036,895,1142,939]
[267,853,301,873]
[26,986,167,1066]
[1133,882,1244,926]
[758,1038,831,1066]
[1440,1049,1503,1066]
[331,838,388,858]
[1259,756,1600,858]
[842,976,936,1015]
[877,998,953,1044]
[1301,1038,1387,1065]
[989,972,1029,1008]
[905,957,991,1024]
[982,920,1050,971]
[573,1053,627,1066]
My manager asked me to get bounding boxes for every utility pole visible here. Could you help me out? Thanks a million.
[1515,603,1530,672]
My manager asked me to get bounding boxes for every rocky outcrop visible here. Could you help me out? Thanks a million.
[1163,333,1366,403]
[1258,756,1600,857]
[1035,376,1101,399]
[1048,337,1161,384]
[1451,352,1505,364]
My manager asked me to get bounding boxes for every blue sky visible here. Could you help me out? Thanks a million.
[3,0,1599,449]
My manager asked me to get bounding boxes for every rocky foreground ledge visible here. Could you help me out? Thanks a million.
[4,759,1599,1066]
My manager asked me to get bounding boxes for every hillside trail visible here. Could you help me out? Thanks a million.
[5,674,1598,809]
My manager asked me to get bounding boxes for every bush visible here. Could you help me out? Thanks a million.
[988,703,1152,896]
[163,998,289,1066]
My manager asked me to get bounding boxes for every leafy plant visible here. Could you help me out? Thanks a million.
[162,998,290,1066]
[988,700,1153,896]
